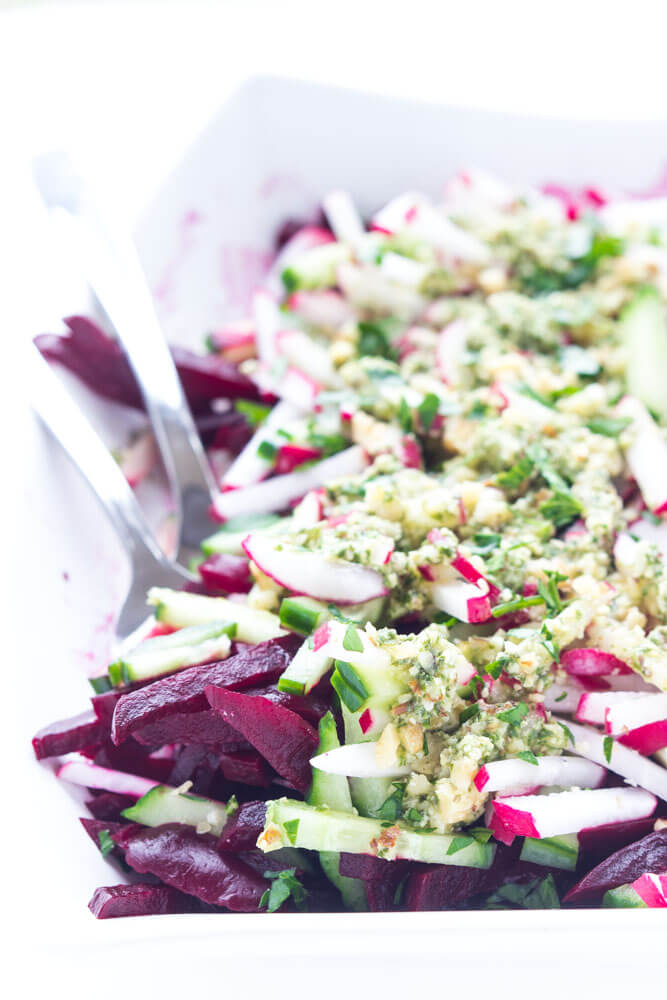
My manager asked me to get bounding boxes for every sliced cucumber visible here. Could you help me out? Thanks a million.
[520,833,579,872]
[307,713,368,911]
[280,596,330,635]
[602,883,647,908]
[122,785,229,836]
[282,243,352,292]
[259,798,496,867]
[619,285,667,421]
[108,622,236,687]
[147,588,285,644]
[201,513,282,557]
[277,638,332,695]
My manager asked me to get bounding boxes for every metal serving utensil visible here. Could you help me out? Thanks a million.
[30,346,194,642]
[32,151,217,566]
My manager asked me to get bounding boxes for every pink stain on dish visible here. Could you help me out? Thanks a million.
[154,209,204,304]
[257,171,316,201]
[219,245,273,310]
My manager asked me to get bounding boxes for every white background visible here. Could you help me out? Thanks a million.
[3,1,667,995]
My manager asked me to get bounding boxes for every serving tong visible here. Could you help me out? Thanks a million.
[31,154,220,645]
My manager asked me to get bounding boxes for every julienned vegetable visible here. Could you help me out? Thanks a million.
[34,171,667,915]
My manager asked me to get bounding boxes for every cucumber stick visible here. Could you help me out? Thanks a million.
[283,243,352,292]
[307,713,368,911]
[520,833,579,872]
[201,513,282,557]
[602,883,647,908]
[122,785,229,836]
[108,622,236,686]
[259,798,496,868]
[148,588,286,644]
[620,285,667,421]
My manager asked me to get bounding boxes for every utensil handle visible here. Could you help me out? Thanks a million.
[30,346,165,566]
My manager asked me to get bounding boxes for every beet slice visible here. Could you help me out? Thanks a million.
[205,686,318,792]
[218,749,273,787]
[35,317,261,414]
[167,745,226,796]
[195,408,253,451]
[111,635,300,745]
[241,684,330,725]
[219,801,268,852]
[338,854,413,912]
[130,709,244,748]
[93,741,174,783]
[564,829,667,904]
[80,817,139,858]
[578,818,659,864]
[32,710,107,760]
[90,690,123,725]
[85,792,137,821]
[88,882,203,918]
[403,847,523,911]
[198,553,252,594]
[121,823,268,912]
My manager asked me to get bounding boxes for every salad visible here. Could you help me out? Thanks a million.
[34,169,667,916]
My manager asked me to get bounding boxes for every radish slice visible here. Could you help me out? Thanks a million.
[632,872,667,908]
[291,490,324,528]
[274,444,322,476]
[544,681,586,713]
[379,252,429,289]
[599,197,667,232]
[576,691,649,726]
[336,263,424,320]
[492,786,656,839]
[406,200,491,264]
[222,400,299,490]
[275,329,339,386]
[474,755,605,794]
[267,226,335,295]
[213,446,366,521]
[311,620,391,672]
[615,721,667,755]
[57,758,160,798]
[436,319,469,385]
[616,396,667,514]
[566,721,667,801]
[430,574,492,624]
[310,741,411,779]
[242,536,388,605]
[626,514,667,561]
[605,694,667,735]
[371,191,422,235]
[561,648,632,678]
[287,290,354,329]
[450,552,500,601]
[322,190,365,246]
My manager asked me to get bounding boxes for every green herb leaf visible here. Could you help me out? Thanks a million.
[484,874,560,909]
[257,439,278,462]
[540,491,582,528]
[97,829,115,857]
[517,750,539,766]
[537,570,567,616]
[497,702,529,726]
[603,735,614,764]
[378,782,405,822]
[342,624,364,653]
[358,320,399,361]
[235,399,272,427]
[397,397,413,433]
[554,691,567,703]
[446,836,475,856]
[460,702,480,723]
[540,623,560,663]
[491,595,545,618]
[586,417,632,438]
[260,868,308,913]
[469,827,493,844]
[417,393,440,431]
[497,455,535,491]
[558,721,575,746]
[471,532,501,554]
[283,819,300,845]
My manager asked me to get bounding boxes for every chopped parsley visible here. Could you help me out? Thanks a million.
[586,416,631,438]
[342,624,364,653]
[540,491,582,528]
[97,829,115,857]
[260,868,308,913]
[516,750,539,766]
[417,393,440,431]
[497,702,529,726]
[603,735,614,764]
[484,874,560,909]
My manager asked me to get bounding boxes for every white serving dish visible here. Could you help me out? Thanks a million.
[15,77,667,993]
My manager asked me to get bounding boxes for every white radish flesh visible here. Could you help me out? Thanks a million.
[322,190,365,246]
[616,396,667,514]
[565,720,667,801]
[576,691,650,726]
[58,758,159,798]
[474,755,605,794]
[222,401,300,489]
[605,694,667,734]
[492,786,656,839]
[310,741,412,779]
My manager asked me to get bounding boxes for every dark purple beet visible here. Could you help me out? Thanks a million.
[111,634,300,745]
[167,745,225,795]
[338,853,413,912]
[205,686,318,792]
[403,846,523,911]
[122,823,268,912]
[93,741,174,783]
[578,818,659,864]
[198,553,252,593]
[80,817,139,858]
[218,748,273,787]
[85,792,137,821]
[35,315,261,415]
[274,211,330,250]
[32,709,107,760]
[88,882,203,918]
[219,801,267,852]
[564,829,667,904]
[90,690,122,725]
[131,709,244,747]
[195,408,253,451]
[241,684,330,725]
